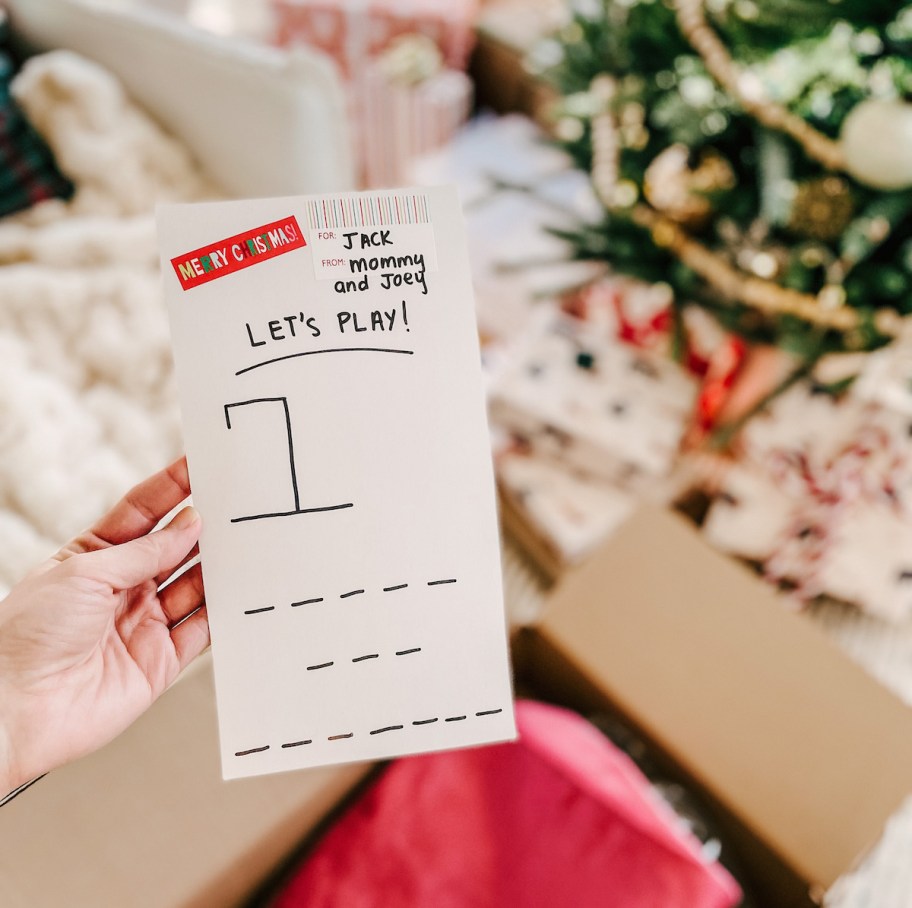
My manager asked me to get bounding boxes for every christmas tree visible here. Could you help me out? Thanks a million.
[538,0,912,368]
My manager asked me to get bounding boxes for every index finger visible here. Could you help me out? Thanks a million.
[63,458,193,556]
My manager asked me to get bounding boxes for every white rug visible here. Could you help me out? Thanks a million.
[0,50,215,595]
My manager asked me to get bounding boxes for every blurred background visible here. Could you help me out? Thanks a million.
[1,1,912,906]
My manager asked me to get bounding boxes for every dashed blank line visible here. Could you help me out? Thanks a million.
[286,577,456,605]
[238,707,504,756]
[244,606,275,615]
[306,661,334,671]
[352,654,379,663]
[395,647,421,656]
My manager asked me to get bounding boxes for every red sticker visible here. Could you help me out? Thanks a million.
[170,216,306,290]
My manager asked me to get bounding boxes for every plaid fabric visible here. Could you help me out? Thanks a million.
[0,46,73,218]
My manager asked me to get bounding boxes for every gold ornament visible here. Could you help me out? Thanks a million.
[787,177,854,241]
[746,251,779,280]
[840,99,912,190]
[378,34,443,85]
[816,285,846,310]
[643,144,736,227]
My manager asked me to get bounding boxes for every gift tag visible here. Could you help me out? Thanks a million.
[158,187,515,779]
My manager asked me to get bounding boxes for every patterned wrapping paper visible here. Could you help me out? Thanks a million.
[486,300,699,574]
[495,442,636,576]
[271,0,478,75]
[358,62,473,188]
[702,376,912,623]
[489,308,698,488]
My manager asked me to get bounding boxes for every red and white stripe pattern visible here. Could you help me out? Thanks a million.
[307,191,430,230]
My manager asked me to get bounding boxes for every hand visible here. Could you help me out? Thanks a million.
[0,458,208,794]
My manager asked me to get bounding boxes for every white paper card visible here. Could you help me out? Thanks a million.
[158,187,516,779]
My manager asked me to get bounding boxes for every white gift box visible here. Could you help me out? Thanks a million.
[489,312,697,488]
[497,445,635,568]
[701,465,794,563]
[819,502,912,624]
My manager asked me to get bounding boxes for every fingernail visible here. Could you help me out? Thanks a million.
[171,506,200,529]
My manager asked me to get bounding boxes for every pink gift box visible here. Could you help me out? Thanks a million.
[357,63,472,187]
[272,0,479,75]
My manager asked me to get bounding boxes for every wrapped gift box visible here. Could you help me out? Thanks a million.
[272,0,478,75]
[272,0,478,188]
[489,310,697,488]
[357,59,472,188]
[496,442,636,578]
[702,373,912,622]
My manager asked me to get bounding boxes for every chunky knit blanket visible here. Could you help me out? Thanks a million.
[0,50,215,595]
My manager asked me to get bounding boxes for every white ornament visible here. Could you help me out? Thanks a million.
[840,99,912,190]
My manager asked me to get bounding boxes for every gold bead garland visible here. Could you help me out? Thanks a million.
[631,204,905,337]
[673,0,845,172]
[589,75,619,209]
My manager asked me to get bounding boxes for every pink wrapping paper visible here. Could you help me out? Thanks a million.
[272,0,478,74]
[358,64,472,188]
[275,700,741,908]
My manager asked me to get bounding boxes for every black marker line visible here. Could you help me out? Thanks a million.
[281,740,312,748]
[291,597,324,607]
[224,397,283,429]
[340,589,365,599]
[445,716,467,722]
[236,347,415,377]
[328,733,353,741]
[428,578,457,586]
[412,718,438,725]
[476,709,503,717]
[244,606,275,615]
[370,725,404,735]
[225,397,300,511]
[352,653,380,662]
[231,503,353,523]
[306,661,334,671]
[235,746,270,756]
[395,648,421,656]
[383,583,408,592]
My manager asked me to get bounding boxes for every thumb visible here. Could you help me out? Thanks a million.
[78,507,202,590]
